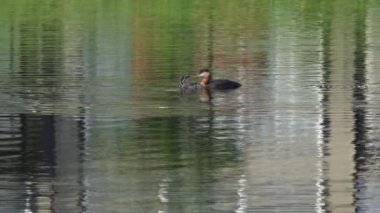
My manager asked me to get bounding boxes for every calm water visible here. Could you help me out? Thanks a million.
[0,0,380,212]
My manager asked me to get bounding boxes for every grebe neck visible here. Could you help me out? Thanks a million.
[200,75,211,86]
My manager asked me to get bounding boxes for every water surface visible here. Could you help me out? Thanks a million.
[0,0,380,212]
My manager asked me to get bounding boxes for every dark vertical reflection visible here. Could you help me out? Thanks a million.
[352,1,370,212]
[0,114,24,212]
[207,2,215,70]
[20,114,56,212]
[319,1,333,211]
[0,113,86,212]
[9,8,16,72]
[320,1,332,144]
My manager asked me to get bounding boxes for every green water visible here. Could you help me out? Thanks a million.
[0,0,380,212]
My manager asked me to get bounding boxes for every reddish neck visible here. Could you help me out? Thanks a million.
[200,75,211,86]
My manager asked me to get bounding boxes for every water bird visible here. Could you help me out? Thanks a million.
[180,75,202,94]
[180,75,211,101]
[198,69,241,90]
[180,75,197,88]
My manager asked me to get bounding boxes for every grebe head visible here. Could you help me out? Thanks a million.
[199,69,211,78]
[199,69,212,86]
[180,75,191,86]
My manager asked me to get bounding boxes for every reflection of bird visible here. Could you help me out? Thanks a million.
[198,69,241,90]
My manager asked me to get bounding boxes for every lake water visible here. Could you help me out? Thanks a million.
[0,0,380,212]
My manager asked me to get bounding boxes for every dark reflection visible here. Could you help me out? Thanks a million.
[9,7,16,72]
[320,0,376,212]
[352,1,372,212]
[0,113,86,212]
[198,88,212,102]
[320,1,332,146]
[319,1,333,211]
[20,114,56,212]
[207,2,215,70]
[180,86,212,103]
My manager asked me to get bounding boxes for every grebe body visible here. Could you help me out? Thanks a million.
[198,69,241,90]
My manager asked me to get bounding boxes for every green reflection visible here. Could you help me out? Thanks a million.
[0,0,372,115]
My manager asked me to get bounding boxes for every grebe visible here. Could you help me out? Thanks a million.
[180,75,202,94]
[180,75,211,101]
[180,75,200,89]
[180,75,192,87]
[198,69,241,89]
